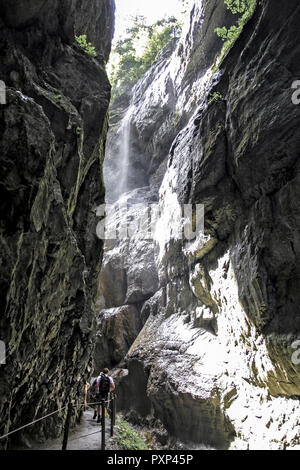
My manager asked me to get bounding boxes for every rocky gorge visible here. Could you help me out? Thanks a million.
[0,0,115,446]
[0,0,300,452]
[96,0,300,450]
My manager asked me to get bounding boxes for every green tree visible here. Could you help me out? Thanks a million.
[215,0,257,44]
[109,16,181,103]
[75,34,97,58]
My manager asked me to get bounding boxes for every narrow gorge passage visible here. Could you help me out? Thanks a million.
[0,0,300,454]
[95,0,300,450]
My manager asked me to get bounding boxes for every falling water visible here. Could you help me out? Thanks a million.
[118,106,134,196]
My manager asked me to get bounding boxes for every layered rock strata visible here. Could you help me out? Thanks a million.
[97,0,300,450]
[0,0,115,445]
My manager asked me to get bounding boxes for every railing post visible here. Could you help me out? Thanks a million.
[62,402,72,450]
[110,394,114,437]
[101,400,105,450]
[113,393,116,426]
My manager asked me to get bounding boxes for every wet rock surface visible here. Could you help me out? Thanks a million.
[94,188,159,372]
[0,0,115,445]
[98,0,300,449]
[94,305,142,371]
[104,1,235,203]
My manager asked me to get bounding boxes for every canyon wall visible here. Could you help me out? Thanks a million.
[96,0,235,371]
[0,0,115,446]
[98,0,300,449]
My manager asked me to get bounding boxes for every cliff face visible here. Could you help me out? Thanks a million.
[98,0,300,450]
[95,0,233,373]
[105,1,235,202]
[0,0,115,445]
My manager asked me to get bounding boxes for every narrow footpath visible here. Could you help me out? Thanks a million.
[33,409,113,451]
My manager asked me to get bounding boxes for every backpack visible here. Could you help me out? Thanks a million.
[97,373,110,394]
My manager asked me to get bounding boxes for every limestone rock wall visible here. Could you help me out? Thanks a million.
[0,0,115,445]
[94,188,159,371]
[104,0,235,202]
[94,0,229,372]
[98,0,300,450]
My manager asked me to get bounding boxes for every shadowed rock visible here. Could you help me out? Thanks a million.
[0,0,115,445]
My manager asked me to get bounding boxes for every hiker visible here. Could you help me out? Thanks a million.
[94,368,115,424]
[88,379,99,418]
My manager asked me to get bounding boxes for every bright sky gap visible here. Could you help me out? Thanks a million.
[114,0,185,42]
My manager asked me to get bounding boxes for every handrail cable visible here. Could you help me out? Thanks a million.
[0,394,116,442]
[0,406,67,441]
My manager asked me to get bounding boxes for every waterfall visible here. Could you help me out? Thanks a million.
[118,106,134,197]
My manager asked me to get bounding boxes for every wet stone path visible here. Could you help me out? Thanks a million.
[32,409,113,450]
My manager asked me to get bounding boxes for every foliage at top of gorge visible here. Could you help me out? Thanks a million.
[215,0,258,58]
[108,0,257,105]
[108,6,187,104]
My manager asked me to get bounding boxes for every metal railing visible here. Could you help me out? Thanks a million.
[0,393,117,451]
